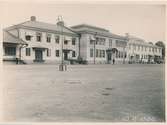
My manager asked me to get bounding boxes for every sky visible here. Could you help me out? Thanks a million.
[1,2,165,43]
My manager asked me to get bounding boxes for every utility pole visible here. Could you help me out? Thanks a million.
[93,32,97,64]
[58,16,66,71]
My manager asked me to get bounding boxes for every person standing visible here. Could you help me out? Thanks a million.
[113,58,115,65]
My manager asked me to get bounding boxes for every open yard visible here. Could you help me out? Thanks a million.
[3,64,165,122]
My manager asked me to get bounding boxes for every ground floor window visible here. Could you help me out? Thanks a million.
[26,48,31,56]
[47,49,51,57]
[90,48,94,57]
[55,50,59,57]
[95,49,105,58]
[4,46,16,56]
[72,51,76,57]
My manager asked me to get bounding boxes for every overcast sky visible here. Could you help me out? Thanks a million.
[1,2,165,43]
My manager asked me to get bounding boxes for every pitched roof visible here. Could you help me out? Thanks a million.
[71,24,109,32]
[3,31,27,45]
[5,20,78,36]
[71,24,126,40]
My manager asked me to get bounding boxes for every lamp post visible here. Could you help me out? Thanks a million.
[57,16,66,71]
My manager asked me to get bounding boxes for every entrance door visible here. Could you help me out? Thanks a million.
[35,50,43,62]
[64,51,68,60]
[107,52,112,63]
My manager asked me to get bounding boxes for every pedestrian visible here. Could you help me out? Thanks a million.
[113,59,115,65]
[16,57,19,64]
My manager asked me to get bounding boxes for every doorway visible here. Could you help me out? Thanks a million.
[35,50,43,62]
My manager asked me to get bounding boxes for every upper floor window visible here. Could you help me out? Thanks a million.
[64,40,68,44]
[55,35,59,44]
[26,48,31,56]
[55,50,59,57]
[36,32,42,42]
[138,45,140,51]
[109,39,112,47]
[96,37,106,45]
[25,35,32,41]
[90,40,94,45]
[46,34,51,43]
[72,38,76,45]
[90,48,94,57]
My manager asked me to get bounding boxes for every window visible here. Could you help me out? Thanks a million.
[96,37,106,45]
[36,32,42,42]
[4,47,16,56]
[55,35,59,43]
[25,35,31,41]
[72,38,76,45]
[26,48,31,56]
[138,45,140,51]
[55,50,59,57]
[72,51,76,57]
[116,51,118,58]
[134,45,136,50]
[118,51,120,58]
[96,49,98,57]
[90,48,94,57]
[124,52,127,58]
[64,40,68,44]
[121,52,123,58]
[109,39,112,47]
[46,34,51,43]
[141,46,143,51]
[90,40,94,45]
[47,49,51,57]
[102,50,105,58]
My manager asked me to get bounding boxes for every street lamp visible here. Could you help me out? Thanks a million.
[57,15,67,71]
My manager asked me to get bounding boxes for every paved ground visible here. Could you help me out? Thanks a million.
[3,64,165,122]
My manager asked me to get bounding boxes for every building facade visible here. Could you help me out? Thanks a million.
[71,24,128,64]
[3,16,79,64]
[3,16,162,64]
[126,34,162,64]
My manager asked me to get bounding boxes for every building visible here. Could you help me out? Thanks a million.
[126,34,162,63]
[71,24,128,64]
[2,16,162,64]
[3,16,79,64]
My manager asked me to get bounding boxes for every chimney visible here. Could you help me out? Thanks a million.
[57,21,64,26]
[30,16,36,21]
[125,33,129,38]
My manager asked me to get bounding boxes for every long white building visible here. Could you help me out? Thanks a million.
[126,34,162,63]
[2,16,162,64]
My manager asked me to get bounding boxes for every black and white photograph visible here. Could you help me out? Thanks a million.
[0,0,166,123]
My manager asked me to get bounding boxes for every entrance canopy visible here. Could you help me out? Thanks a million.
[32,46,47,51]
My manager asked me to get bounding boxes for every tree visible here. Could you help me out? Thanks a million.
[155,41,165,59]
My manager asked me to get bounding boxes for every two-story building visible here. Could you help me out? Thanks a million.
[3,16,79,64]
[126,34,162,63]
[3,16,162,65]
[71,24,128,64]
